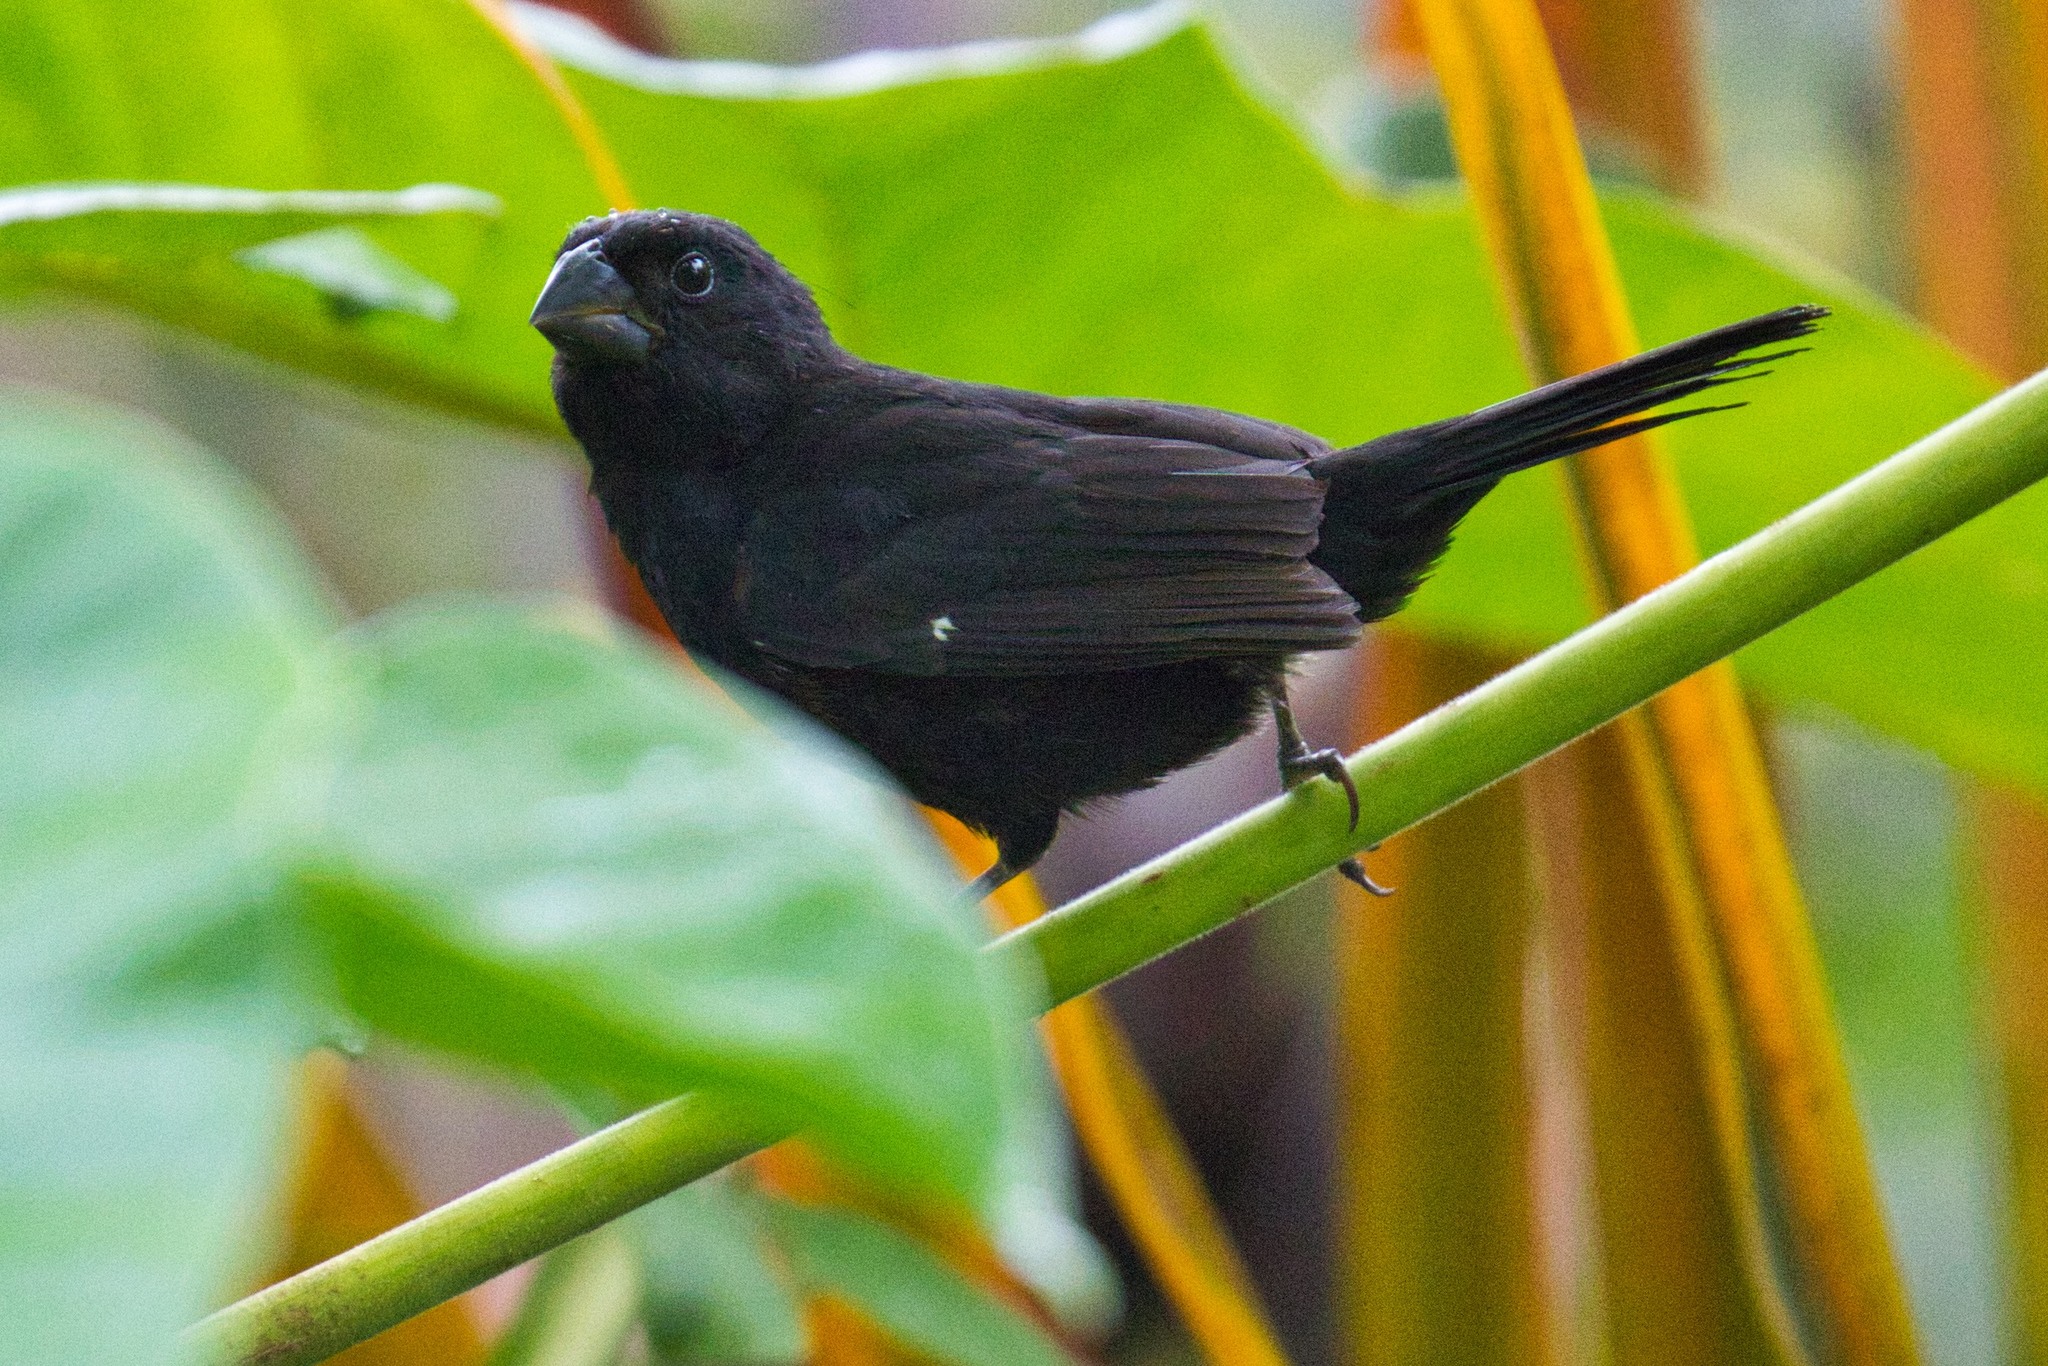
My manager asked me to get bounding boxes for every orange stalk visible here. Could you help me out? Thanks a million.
[1895,0,2048,376]
[2009,0,2048,366]
[1897,8,2048,1364]
[1531,724,1805,1365]
[802,1297,906,1366]
[1974,789,2048,1366]
[1895,0,2030,377]
[1335,632,1552,1366]
[928,815,1291,1366]
[466,0,637,212]
[1405,0,1919,1361]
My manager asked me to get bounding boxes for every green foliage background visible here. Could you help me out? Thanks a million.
[0,1,2030,1362]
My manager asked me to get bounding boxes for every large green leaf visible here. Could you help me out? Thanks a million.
[0,387,338,1364]
[304,600,1041,1203]
[0,0,603,429]
[0,385,1052,1355]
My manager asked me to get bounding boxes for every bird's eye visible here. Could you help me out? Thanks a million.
[672,251,715,298]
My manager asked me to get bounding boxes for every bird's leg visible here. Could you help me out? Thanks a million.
[1270,690,1392,897]
[1271,691,1359,827]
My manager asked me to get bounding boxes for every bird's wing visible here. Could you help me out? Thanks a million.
[737,431,1361,676]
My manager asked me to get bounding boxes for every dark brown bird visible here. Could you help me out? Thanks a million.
[532,209,1822,896]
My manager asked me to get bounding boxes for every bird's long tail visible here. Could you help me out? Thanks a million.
[1309,304,1827,620]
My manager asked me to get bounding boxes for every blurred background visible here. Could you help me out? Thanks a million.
[0,0,2020,1363]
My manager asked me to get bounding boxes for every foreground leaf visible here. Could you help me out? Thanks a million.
[629,1174,805,1364]
[0,387,336,1364]
[307,600,1039,1205]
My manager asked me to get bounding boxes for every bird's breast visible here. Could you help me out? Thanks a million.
[593,466,763,671]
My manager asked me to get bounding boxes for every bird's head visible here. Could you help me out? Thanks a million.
[531,209,832,379]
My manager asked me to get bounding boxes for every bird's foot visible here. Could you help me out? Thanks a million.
[1278,744,1361,830]
[1270,692,1377,889]
[1338,856,1394,897]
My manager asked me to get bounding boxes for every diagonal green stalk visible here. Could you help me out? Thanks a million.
[191,1097,784,1366]
[190,366,2048,1366]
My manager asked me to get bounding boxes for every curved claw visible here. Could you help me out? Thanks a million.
[1339,856,1395,897]
[1280,746,1360,830]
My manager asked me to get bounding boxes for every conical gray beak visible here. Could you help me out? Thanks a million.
[531,240,656,364]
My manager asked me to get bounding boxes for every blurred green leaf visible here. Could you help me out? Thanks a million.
[627,1172,1088,1366]
[486,1228,641,1366]
[304,600,1041,1205]
[767,1201,1073,1366]
[0,387,337,1364]
[0,0,603,430]
[238,226,460,322]
[0,387,1052,1354]
[630,1174,805,1365]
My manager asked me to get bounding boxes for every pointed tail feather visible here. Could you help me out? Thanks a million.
[1309,304,1826,620]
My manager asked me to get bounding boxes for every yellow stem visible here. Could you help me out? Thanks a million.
[1336,632,1553,1366]
[1406,0,1920,1360]
[466,0,637,212]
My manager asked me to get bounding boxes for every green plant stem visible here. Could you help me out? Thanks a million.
[191,366,2048,1366]
[187,1096,785,1366]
